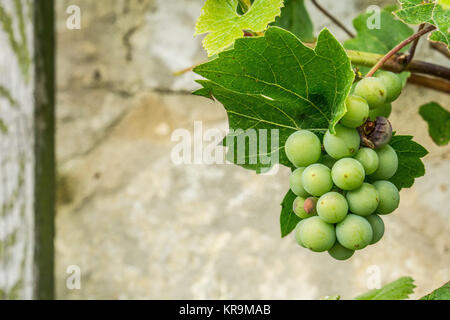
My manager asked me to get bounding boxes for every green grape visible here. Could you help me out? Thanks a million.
[293,220,306,248]
[373,180,400,215]
[317,192,349,223]
[293,196,306,218]
[376,71,402,102]
[321,154,337,169]
[323,124,361,160]
[369,103,392,120]
[328,242,355,261]
[354,148,379,175]
[302,164,333,197]
[336,214,373,250]
[298,216,336,252]
[365,214,385,244]
[293,196,317,219]
[346,183,379,216]
[354,77,387,109]
[341,95,369,128]
[285,130,322,167]
[290,167,309,197]
[370,145,398,180]
[331,158,365,191]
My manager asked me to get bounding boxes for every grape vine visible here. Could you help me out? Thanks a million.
[191,0,449,260]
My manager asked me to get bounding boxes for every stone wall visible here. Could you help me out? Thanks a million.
[55,0,449,299]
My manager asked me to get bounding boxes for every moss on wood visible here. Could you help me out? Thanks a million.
[0,1,30,80]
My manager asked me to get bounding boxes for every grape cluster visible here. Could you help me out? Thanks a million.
[286,71,402,261]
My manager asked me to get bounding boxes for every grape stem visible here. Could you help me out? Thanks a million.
[311,0,355,38]
[408,74,450,94]
[430,41,450,59]
[365,25,436,78]
[347,50,450,80]
[404,24,425,65]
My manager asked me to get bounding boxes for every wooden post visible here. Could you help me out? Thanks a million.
[33,0,55,300]
[0,0,55,300]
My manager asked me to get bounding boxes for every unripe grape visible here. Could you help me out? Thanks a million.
[285,130,322,167]
[336,214,373,250]
[298,216,336,252]
[354,77,387,109]
[321,154,336,169]
[290,167,309,197]
[369,103,392,120]
[293,221,306,248]
[341,95,369,128]
[302,164,333,197]
[365,214,385,244]
[328,242,355,261]
[323,124,361,160]
[293,196,317,219]
[331,158,365,191]
[373,180,400,215]
[346,183,379,216]
[370,145,398,180]
[375,71,402,102]
[354,148,379,175]
[317,192,349,223]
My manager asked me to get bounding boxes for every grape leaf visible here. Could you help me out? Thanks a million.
[345,9,414,55]
[421,281,450,300]
[419,102,450,146]
[272,0,315,43]
[194,27,355,172]
[355,277,416,300]
[344,8,413,82]
[280,189,300,238]
[395,0,450,48]
[389,135,428,190]
[195,0,284,56]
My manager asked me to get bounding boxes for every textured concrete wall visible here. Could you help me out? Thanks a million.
[0,0,35,300]
[55,0,449,299]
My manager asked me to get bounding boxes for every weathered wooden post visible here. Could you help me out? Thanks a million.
[0,0,55,300]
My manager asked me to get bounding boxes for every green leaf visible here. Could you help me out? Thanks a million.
[419,102,450,146]
[389,135,428,190]
[355,277,416,300]
[344,8,414,82]
[194,27,355,172]
[421,282,450,300]
[195,0,284,56]
[345,9,414,55]
[272,0,315,43]
[395,0,450,48]
[354,288,382,300]
[280,189,300,237]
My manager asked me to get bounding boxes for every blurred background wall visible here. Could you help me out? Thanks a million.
[55,0,449,299]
